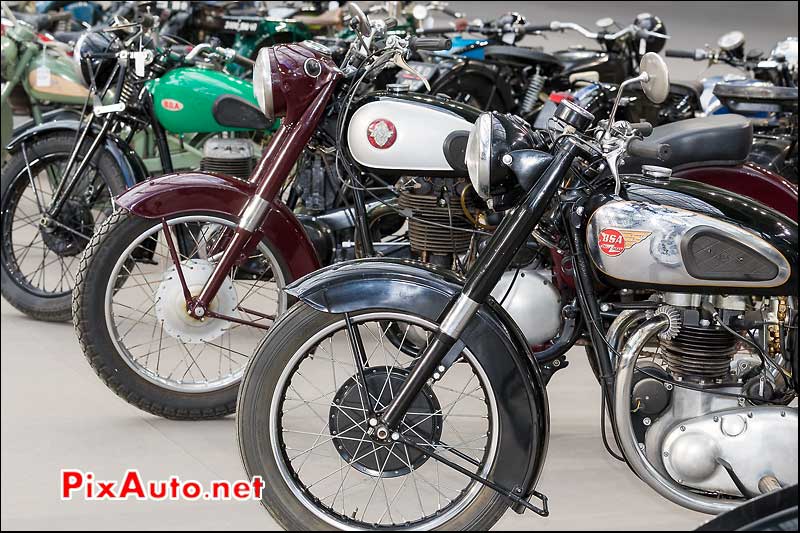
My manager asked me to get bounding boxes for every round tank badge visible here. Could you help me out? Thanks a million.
[161,98,184,112]
[598,228,652,256]
[367,119,397,149]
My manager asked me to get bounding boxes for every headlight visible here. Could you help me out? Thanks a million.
[466,112,543,202]
[73,31,119,88]
[465,113,494,199]
[253,48,275,120]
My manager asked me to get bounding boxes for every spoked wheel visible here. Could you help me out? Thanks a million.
[0,133,125,321]
[73,211,289,419]
[238,305,510,530]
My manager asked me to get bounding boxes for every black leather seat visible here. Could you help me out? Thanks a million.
[483,46,563,68]
[670,79,705,99]
[623,114,753,171]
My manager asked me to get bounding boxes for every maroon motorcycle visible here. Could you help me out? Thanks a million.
[73,4,797,419]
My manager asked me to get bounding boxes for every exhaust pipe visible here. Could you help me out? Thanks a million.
[612,310,737,515]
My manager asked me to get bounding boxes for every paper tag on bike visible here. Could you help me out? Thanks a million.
[36,66,52,87]
[131,50,152,77]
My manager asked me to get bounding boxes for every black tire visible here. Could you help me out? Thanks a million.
[73,210,291,420]
[0,132,126,321]
[237,303,509,531]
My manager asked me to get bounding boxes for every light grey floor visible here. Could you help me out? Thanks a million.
[2,1,797,530]
[0,298,706,530]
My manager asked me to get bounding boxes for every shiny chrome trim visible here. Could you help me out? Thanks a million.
[440,294,480,338]
[587,201,792,289]
[238,196,269,232]
[614,314,737,514]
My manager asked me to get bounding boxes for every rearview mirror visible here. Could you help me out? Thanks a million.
[639,52,669,104]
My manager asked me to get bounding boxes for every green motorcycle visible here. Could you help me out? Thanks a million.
[0,16,274,321]
[0,13,87,159]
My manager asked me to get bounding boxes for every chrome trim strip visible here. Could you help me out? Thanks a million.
[439,294,480,338]
[238,196,269,232]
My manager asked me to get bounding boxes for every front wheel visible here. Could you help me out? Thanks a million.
[237,304,510,530]
[0,133,125,321]
[72,210,289,419]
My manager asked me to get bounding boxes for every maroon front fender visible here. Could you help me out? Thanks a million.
[115,172,321,280]
[675,163,798,220]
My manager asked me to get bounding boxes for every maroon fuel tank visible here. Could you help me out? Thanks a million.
[114,172,321,280]
[675,163,798,220]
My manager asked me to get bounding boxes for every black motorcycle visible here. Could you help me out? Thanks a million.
[237,54,798,529]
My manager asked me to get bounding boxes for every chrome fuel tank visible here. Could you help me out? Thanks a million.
[346,93,480,178]
[587,200,793,293]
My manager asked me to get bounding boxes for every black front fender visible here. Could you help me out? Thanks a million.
[287,258,550,511]
[6,120,149,188]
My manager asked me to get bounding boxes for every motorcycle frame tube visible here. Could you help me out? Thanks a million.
[193,81,339,313]
[380,138,583,429]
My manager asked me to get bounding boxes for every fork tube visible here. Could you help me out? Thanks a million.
[381,137,582,429]
[45,116,110,219]
[193,82,338,313]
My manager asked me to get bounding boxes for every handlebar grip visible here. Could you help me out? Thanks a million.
[666,48,699,59]
[410,36,452,52]
[525,23,552,33]
[630,122,654,136]
[416,26,456,35]
[628,139,671,162]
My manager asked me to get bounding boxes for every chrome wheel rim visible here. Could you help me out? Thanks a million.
[104,215,286,393]
[270,312,498,529]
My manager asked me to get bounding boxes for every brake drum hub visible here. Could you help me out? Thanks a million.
[155,259,238,344]
[329,366,443,478]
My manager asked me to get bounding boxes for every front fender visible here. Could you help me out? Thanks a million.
[116,172,321,281]
[287,258,550,510]
[6,119,148,188]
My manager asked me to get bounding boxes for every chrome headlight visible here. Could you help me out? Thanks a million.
[466,111,543,202]
[253,47,275,120]
[465,113,494,199]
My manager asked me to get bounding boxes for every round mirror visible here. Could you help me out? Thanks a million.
[596,17,614,29]
[412,5,428,21]
[348,3,371,36]
[717,30,745,51]
[639,52,669,103]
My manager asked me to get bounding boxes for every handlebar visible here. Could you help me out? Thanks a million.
[627,138,671,161]
[409,36,452,51]
[666,48,707,60]
[629,121,654,136]
[524,23,553,33]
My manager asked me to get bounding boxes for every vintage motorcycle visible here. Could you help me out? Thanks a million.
[665,31,798,182]
[1,8,86,159]
[0,16,270,321]
[70,5,461,419]
[236,45,798,529]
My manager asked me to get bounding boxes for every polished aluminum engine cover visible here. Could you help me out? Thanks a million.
[661,406,797,496]
[490,268,562,346]
[347,98,472,173]
[587,201,791,289]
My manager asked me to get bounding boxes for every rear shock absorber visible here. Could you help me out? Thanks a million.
[520,67,546,115]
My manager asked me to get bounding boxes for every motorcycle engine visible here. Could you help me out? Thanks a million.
[396,176,475,268]
[199,138,256,180]
[624,292,798,497]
